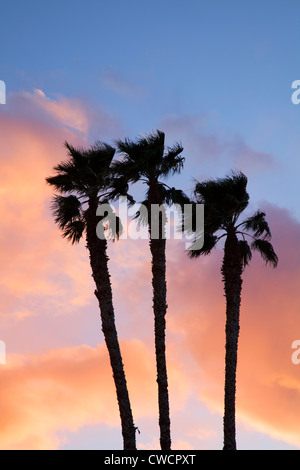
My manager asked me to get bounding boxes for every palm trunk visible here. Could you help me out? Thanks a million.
[148,183,171,450]
[149,236,171,450]
[86,197,136,450]
[221,228,243,450]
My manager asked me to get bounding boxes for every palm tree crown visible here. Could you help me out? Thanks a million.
[111,130,190,214]
[46,141,119,244]
[188,171,278,268]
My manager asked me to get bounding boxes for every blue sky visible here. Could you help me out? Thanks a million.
[1,0,300,451]
[2,1,299,128]
[2,0,300,213]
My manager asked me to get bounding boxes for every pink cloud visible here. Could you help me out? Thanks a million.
[0,89,125,353]
[0,341,143,450]
[159,114,278,177]
[0,338,194,450]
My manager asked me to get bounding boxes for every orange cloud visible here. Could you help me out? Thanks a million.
[0,338,192,450]
[32,89,90,134]
[0,117,90,321]
[0,89,125,321]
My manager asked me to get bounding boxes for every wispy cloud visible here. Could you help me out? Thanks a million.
[4,89,124,142]
[160,114,279,177]
[101,68,147,100]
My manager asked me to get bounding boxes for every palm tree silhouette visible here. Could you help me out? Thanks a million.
[186,171,278,450]
[111,130,189,450]
[46,141,137,450]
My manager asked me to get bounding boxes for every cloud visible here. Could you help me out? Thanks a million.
[0,95,92,311]
[0,88,126,354]
[101,69,146,100]
[0,342,130,449]
[4,88,125,142]
[159,114,278,178]
[229,134,277,173]
[0,338,192,450]
[32,88,90,134]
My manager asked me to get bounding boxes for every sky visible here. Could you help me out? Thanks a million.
[0,0,300,450]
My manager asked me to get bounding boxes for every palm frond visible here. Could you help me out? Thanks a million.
[193,172,249,232]
[194,171,248,212]
[46,173,78,193]
[115,130,181,181]
[49,141,116,196]
[47,155,88,195]
[159,142,184,178]
[238,239,252,267]
[51,194,82,229]
[115,136,148,166]
[111,158,142,184]
[62,219,86,244]
[187,232,218,258]
[64,142,87,168]
[107,175,135,206]
[240,210,271,240]
[251,238,278,267]
[86,141,116,176]
[164,187,191,208]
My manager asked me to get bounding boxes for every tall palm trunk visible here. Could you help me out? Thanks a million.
[149,183,171,450]
[221,228,243,450]
[150,236,171,450]
[86,197,136,450]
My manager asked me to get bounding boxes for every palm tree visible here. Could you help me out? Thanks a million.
[186,171,278,450]
[111,130,189,450]
[46,141,137,450]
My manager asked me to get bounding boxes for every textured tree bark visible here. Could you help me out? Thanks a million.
[86,197,136,450]
[221,228,243,451]
[149,236,171,451]
[148,182,171,450]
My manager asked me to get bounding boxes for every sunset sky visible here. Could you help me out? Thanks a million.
[1,0,300,450]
